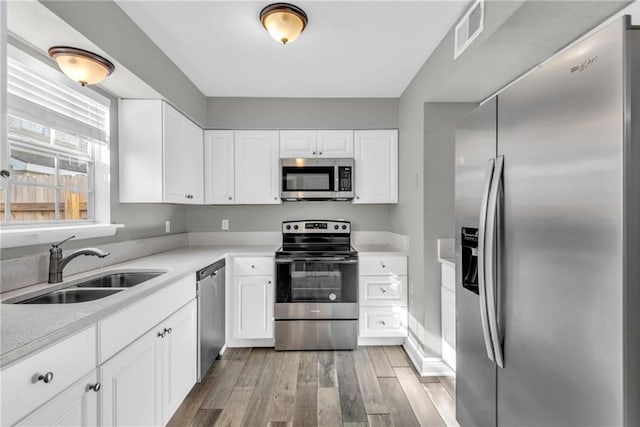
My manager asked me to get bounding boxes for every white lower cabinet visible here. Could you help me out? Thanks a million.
[15,371,99,427]
[101,328,161,427]
[100,299,197,426]
[161,299,198,422]
[229,256,275,344]
[358,254,408,342]
[441,263,456,370]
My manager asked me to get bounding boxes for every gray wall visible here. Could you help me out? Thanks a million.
[184,97,399,233]
[40,0,207,125]
[392,0,630,356]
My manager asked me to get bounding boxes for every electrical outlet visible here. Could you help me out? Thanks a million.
[165,220,171,233]
[221,219,229,230]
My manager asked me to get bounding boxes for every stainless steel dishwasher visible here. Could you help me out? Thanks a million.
[196,259,225,382]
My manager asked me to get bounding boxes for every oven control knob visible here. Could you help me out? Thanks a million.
[286,225,291,230]
[329,293,337,301]
[294,225,299,230]
[341,225,347,230]
[334,225,339,230]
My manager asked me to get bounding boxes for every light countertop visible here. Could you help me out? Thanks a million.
[0,245,276,368]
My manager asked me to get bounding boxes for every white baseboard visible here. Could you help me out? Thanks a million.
[403,337,455,377]
[358,337,405,346]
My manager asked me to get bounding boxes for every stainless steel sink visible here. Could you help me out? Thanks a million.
[74,271,165,288]
[6,269,167,304]
[17,288,124,304]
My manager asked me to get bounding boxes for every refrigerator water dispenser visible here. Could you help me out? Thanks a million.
[461,227,479,294]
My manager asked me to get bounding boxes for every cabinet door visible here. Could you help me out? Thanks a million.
[280,130,317,158]
[234,130,281,204]
[15,371,98,427]
[204,130,235,204]
[441,286,456,370]
[163,103,203,204]
[233,275,274,339]
[161,300,197,424]
[101,329,162,427]
[317,130,353,158]
[353,130,398,204]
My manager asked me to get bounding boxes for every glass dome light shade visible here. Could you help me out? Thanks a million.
[260,3,308,45]
[48,47,115,86]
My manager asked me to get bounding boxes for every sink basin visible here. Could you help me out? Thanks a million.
[17,288,124,304]
[74,271,165,288]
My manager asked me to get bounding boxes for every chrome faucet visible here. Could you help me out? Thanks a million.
[48,235,110,283]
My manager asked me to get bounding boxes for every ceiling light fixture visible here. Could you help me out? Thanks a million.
[48,46,115,86]
[260,3,308,45]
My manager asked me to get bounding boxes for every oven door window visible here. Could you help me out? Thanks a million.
[276,260,357,303]
[282,166,334,192]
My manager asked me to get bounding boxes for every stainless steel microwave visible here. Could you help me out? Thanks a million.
[280,158,354,201]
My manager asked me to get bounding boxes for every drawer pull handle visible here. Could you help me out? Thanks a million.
[38,372,54,383]
[88,382,101,392]
[380,288,387,293]
[379,321,386,326]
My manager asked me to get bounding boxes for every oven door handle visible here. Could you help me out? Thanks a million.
[275,258,358,264]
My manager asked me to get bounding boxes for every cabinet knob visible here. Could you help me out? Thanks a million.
[228,196,233,200]
[380,288,387,293]
[268,280,272,284]
[319,151,323,155]
[251,265,255,269]
[274,196,278,200]
[37,372,54,383]
[312,151,316,155]
[379,321,386,326]
[158,331,166,338]
[164,327,172,335]
[88,382,101,392]
[356,196,360,199]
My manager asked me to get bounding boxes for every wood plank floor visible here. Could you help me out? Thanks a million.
[168,346,458,427]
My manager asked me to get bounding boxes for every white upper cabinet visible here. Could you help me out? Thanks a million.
[119,99,203,204]
[279,130,317,157]
[353,129,398,204]
[204,130,235,204]
[163,103,204,204]
[317,130,354,158]
[235,130,281,204]
[280,130,353,158]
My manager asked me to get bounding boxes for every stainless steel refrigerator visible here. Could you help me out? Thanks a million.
[455,17,640,427]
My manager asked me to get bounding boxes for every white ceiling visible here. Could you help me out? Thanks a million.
[114,1,468,98]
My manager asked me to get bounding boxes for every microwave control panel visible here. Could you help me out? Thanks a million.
[338,166,352,192]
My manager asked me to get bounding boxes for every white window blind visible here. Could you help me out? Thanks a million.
[7,47,110,144]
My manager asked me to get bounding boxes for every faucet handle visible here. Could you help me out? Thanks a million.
[52,235,76,248]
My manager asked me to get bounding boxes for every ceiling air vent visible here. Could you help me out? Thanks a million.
[454,0,484,59]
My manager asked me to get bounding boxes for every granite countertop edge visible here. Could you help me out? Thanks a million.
[0,245,277,369]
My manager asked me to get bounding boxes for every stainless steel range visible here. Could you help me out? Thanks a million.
[275,220,358,351]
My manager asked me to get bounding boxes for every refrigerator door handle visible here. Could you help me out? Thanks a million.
[486,155,505,368]
[478,158,496,362]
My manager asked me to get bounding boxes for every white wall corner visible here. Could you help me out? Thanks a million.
[403,336,455,377]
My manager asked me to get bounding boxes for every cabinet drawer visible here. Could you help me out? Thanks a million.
[99,275,196,363]
[359,307,408,338]
[233,257,274,276]
[359,255,407,276]
[360,275,407,307]
[0,326,96,427]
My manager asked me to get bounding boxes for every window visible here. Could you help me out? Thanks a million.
[1,46,110,226]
